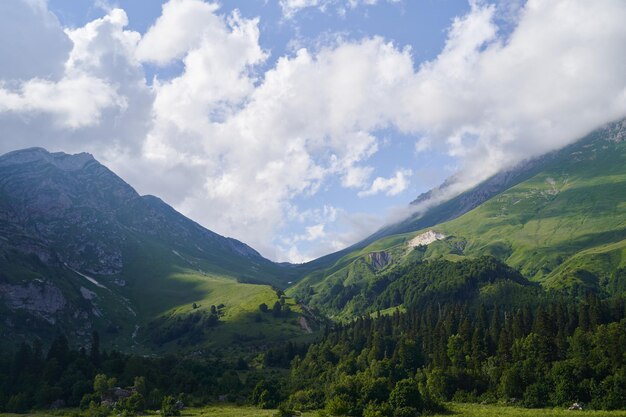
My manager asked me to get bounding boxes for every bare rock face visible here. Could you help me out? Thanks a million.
[0,281,66,322]
[408,230,445,248]
[368,251,391,270]
[605,119,626,142]
[0,147,137,275]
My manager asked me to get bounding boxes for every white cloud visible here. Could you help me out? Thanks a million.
[0,6,148,144]
[394,0,626,197]
[139,33,417,258]
[280,0,401,18]
[137,0,221,65]
[2,0,626,262]
[414,137,431,153]
[0,0,71,81]
[358,168,412,197]
[0,75,124,129]
[342,165,374,188]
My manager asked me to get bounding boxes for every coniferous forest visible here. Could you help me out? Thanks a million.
[2,284,625,416]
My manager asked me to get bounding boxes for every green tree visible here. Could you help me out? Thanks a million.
[160,396,180,417]
[273,301,282,317]
[116,392,145,416]
[389,378,422,411]
[133,376,147,397]
[94,374,109,398]
[90,331,100,364]
[447,334,466,368]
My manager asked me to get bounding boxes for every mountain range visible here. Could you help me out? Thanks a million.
[1,119,626,350]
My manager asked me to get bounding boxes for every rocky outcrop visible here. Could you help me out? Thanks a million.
[368,251,391,270]
[602,119,626,143]
[0,281,66,322]
[408,230,445,248]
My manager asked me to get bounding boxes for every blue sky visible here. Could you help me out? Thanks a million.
[1,0,625,261]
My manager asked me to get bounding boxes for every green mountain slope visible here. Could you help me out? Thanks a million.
[436,135,626,294]
[289,120,626,316]
[0,148,312,351]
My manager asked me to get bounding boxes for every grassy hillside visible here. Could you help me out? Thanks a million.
[137,268,316,354]
[436,133,626,294]
[288,124,626,316]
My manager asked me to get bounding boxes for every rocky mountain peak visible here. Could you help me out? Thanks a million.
[0,147,96,171]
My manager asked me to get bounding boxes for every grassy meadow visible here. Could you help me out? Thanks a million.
[443,402,626,417]
[3,403,626,417]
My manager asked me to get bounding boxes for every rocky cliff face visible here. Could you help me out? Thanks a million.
[0,147,135,274]
[367,251,391,270]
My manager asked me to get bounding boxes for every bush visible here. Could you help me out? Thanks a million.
[80,393,100,410]
[389,379,422,411]
[274,403,296,417]
[86,400,110,417]
[116,392,145,416]
[6,393,30,413]
[160,396,180,417]
[393,406,418,417]
[325,395,351,416]
[523,381,549,408]
[288,389,324,411]
[362,403,392,417]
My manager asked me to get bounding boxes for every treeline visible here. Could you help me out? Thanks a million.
[278,295,626,415]
[0,332,274,413]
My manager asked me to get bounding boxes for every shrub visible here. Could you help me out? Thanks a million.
[115,392,145,416]
[160,395,180,417]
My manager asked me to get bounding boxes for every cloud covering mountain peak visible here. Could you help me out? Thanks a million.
[1,0,625,261]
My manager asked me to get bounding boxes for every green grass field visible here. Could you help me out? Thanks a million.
[3,403,626,417]
[130,267,317,355]
[443,402,626,417]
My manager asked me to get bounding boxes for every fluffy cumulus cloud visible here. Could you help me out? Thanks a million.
[358,169,412,197]
[1,0,626,261]
[0,4,151,155]
[0,0,71,81]
[395,0,626,202]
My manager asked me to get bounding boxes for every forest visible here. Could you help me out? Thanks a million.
[1,290,625,416]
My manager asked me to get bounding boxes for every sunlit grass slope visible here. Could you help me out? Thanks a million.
[289,126,626,314]
[436,135,626,293]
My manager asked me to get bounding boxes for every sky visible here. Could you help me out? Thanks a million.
[1,1,626,263]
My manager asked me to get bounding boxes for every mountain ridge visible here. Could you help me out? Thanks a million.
[0,147,309,351]
[287,119,626,317]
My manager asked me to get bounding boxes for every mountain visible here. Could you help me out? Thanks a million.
[288,120,626,317]
[290,127,570,284]
[0,148,312,351]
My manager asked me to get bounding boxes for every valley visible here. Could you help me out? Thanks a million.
[1,121,625,415]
